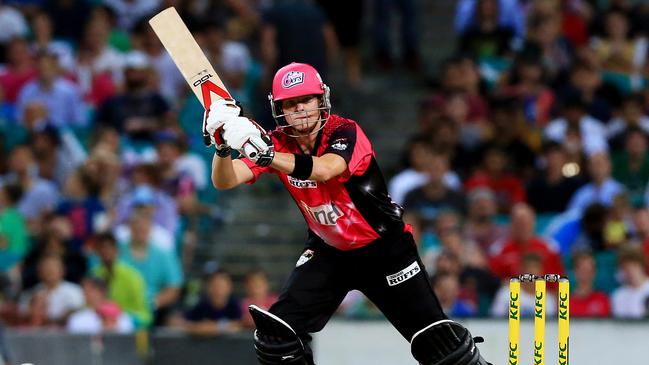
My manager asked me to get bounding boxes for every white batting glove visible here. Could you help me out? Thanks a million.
[222,117,275,166]
[203,98,242,147]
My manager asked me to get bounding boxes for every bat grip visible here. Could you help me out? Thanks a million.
[243,143,259,159]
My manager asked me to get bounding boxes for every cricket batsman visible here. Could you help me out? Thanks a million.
[204,62,492,365]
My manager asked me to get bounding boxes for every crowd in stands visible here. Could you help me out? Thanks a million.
[380,0,649,320]
[0,0,647,346]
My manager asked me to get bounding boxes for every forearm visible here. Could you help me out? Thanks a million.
[155,287,181,309]
[211,154,239,189]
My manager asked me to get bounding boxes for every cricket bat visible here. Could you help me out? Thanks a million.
[149,7,260,156]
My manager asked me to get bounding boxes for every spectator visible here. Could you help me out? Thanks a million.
[570,250,612,317]
[30,11,75,72]
[154,131,207,191]
[0,4,28,53]
[491,253,558,317]
[458,0,516,59]
[611,246,649,318]
[261,0,336,80]
[526,141,585,214]
[388,137,461,206]
[21,222,87,290]
[94,51,171,141]
[0,183,27,274]
[73,17,121,106]
[465,145,526,214]
[19,254,84,325]
[545,93,608,156]
[172,269,242,336]
[489,203,564,279]
[561,61,617,123]
[567,151,625,214]
[0,38,36,106]
[15,50,87,128]
[464,188,506,251]
[431,272,477,318]
[103,0,159,31]
[607,93,649,151]
[43,0,92,44]
[373,0,421,71]
[524,12,574,79]
[403,149,466,240]
[57,168,106,251]
[67,277,134,334]
[114,204,174,254]
[455,0,525,38]
[92,232,151,327]
[240,269,278,329]
[119,209,182,322]
[30,124,87,187]
[1,144,59,228]
[611,128,649,207]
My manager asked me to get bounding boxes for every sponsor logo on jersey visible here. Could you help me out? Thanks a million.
[300,201,344,226]
[287,176,317,188]
[296,249,314,267]
[282,71,305,89]
[386,261,421,286]
[330,138,348,151]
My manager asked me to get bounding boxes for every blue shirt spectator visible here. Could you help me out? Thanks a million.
[455,0,525,38]
[567,152,624,214]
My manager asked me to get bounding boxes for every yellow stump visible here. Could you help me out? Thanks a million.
[534,278,546,365]
[558,278,570,365]
[508,278,521,365]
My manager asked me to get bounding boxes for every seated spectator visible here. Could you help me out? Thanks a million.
[21,214,87,289]
[491,253,558,317]
[495,51,555,127]
[114,205,174,254]
[611,128,649,207]
[0,144,59,230]
[115,164,179,234]
[611,246,649,318]
[630,208,649,272]
[432,272,477,318]
[30,11,75,73]
[465,145,526,214]
[591,9,647,85]
[389,137,461,206]
[15,50,87,128]
[463,188,507,251]
[0,184,28,272]
[119,210,182,322]
[524,12,573,81]
[94,51,171,141]
[489,203,564,279]
[57,168,106,251]
[155,131,207,193]
[455,0,524,38]
[567,152,625,214]
[570,250,611,317]
[92,232,151,327]
[484,97,536,176]
[527,141,585,214]
[240,269,278,329]
[545,94,608,156]
[403,149,466,240]
[0,38,36,106]
[30,124,87,187]
[458,0,516,59]
[67,277,134,334]
[607,93,649,151]
[19,254,84,326]
[172,269,242,336]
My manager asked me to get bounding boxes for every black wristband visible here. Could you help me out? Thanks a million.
[290,154,313,180]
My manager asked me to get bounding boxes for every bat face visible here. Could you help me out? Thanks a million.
[148,7,231,108]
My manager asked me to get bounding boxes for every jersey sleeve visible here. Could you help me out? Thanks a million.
[324,123,374,181]
[240,157,272,185]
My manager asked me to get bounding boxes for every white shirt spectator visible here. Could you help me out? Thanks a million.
[606,116,649,139]
[491,284,557,318]
[103,0,160,30]
[114,223,175,253]
[21,281,85,321]
[611,280,649,319]
[149,51,185,105]
[16,78,88,127]
[67,308,134,334]
[567,178,624,214]
[545,115,608,155]
[0,5,28,44]
[388,169,462,206]
[175,153,208,191]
